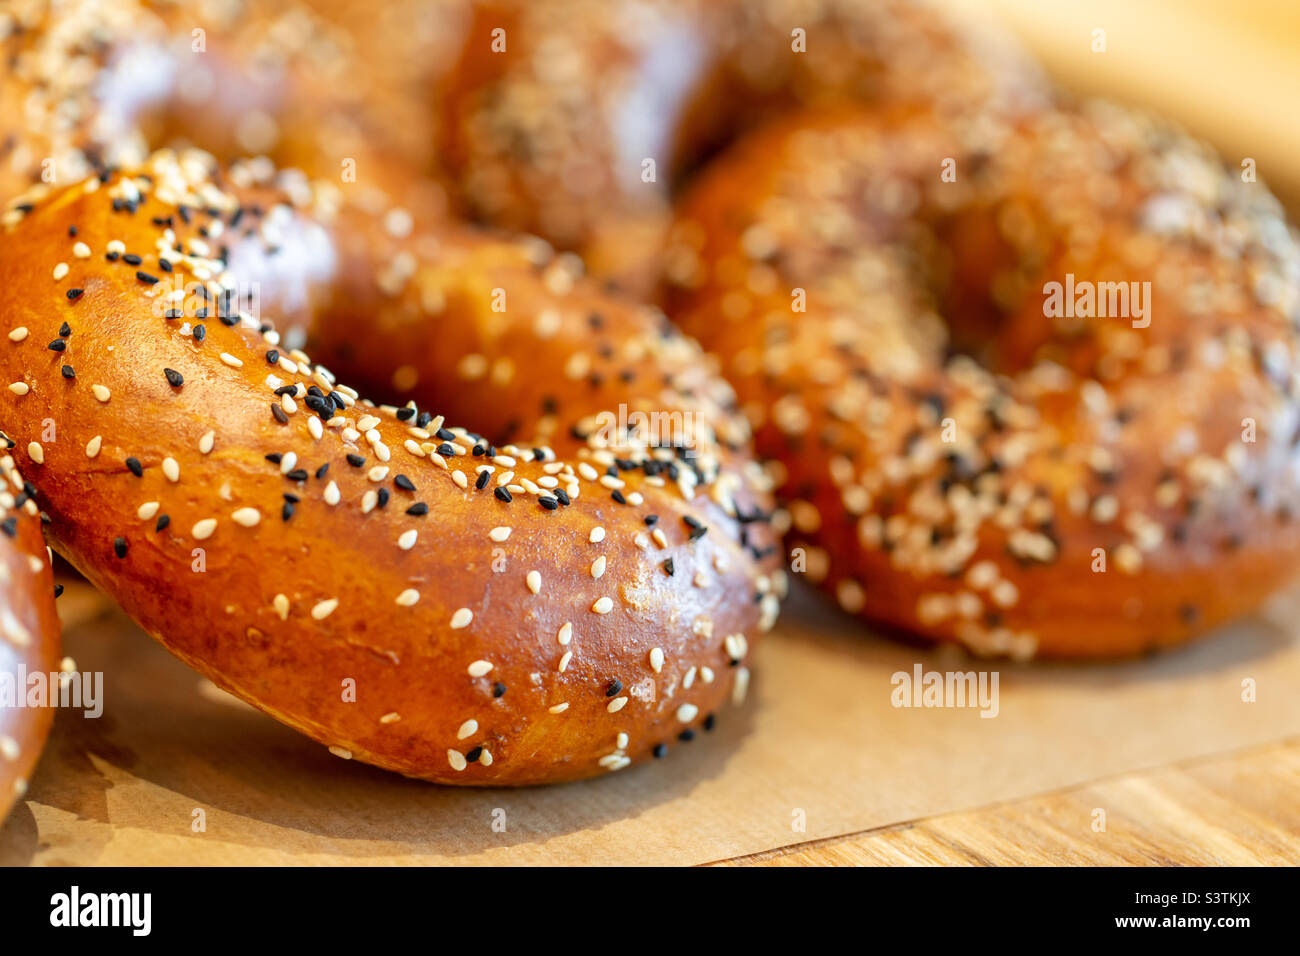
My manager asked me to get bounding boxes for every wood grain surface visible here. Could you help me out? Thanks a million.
[722,739,1300,866]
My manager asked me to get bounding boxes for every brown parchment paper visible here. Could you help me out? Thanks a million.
[2,581,1296,866]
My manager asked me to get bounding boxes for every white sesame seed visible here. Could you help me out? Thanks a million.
[323,480,340,505]
[592,596,613,614]
[73,242,91,259]
[162,457,180,482]
[590,555,606,579]
[379,712,401,724]
[231,507,261,527]
[607,696,628,713]
[548,702,569,714]
[220,352,243,368]
[398,529,418,550]
[447,749,468,771]
[199,430,215,454]
[137,501,159,520]
[589,526,606,543]
[467,660,493,677]
[52,262,69,281]
[308,416,323,440]
[452,470,468,489]
[8,327,28,342]
[526,570,541,594]
[558,651,572,672]
[368,465,389,482]
[480,749,493,766]
[191,518,217,540]
[7,382,28,395]
[489,526,511,542]
[557,622,573,645]
[311,598,339,620]
[328,746,352,760]
[649,647,664,673]
[676,703,699,723]
[273,594,290,620]
[26,442,43,465]
[92,384,110,402]
[730,666,753,707]
[396,589,419,607]
[450,608,473,629]
[457,719,478,740]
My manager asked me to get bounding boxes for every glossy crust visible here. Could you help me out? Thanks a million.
[0,453,61,819]
[0,151,781,783]
[665,105,1300,657]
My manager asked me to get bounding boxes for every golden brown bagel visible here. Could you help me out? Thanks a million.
[432,0,1046,290]
[0,452,61,819]
[0,0,456,213]
[664,104,1300,657]
[0,150,780,784]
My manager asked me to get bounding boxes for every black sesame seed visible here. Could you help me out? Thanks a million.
[494,486,513,503]
[492,682,507,698]
[65,288,83,300]
[125,457,143,477]
[652,743,668,758]
[164,368,184,387]
[61,365,75,379]
[346,454,365,468]
[113,536,128,558]
[644,514,659,526]
[406,502,428,516]
[122,253,142,266]
[464,746,483,764]
[155,514,170,532]
[377,488,390,508]
[271,403,289,424]
[283,493,300,503]
[678,729,695,742]
[158,259,173,273]
[136,271,159,285]
[611,489,627,504]
[475,470,490,490]
[53,583,64,598]
[394,474,415,492]
[703,713,716,731]
[539,496,558,511]
[286,468,308,482]
[605,679,623,697]
[266,349,279,365]
[315,463,329,480]
[193,324,206,342]
[47,339,66,352]
[265,453,282,464]
[395,407,415,421]
[282,501,295,521]
[662,558,674,576]
[0,517,15,538]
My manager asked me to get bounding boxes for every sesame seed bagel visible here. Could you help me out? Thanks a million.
[0,453,61,819]
[0,0,455,214]
[433,0,1047,292]
[664,104,1300,658]
[0,149,781,784]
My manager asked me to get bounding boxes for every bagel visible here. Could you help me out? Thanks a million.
[0,453,61,819]
[0,0,456,213]
[0,149,781,784]
[663,103,1300,657]
[433,0,1047,290]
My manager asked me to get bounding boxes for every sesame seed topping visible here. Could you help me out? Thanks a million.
[450,608,474,629]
